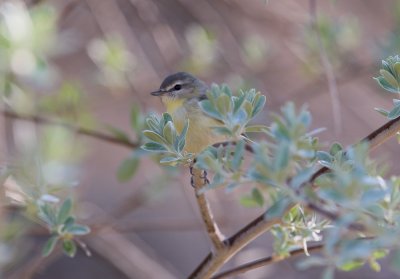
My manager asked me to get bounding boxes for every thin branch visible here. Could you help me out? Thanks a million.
[310,0,342,134]
[311,114,400,182]
[188,203,287,279]
[191,167,225,251]
[2,110,138,149]
[211,244,324,279]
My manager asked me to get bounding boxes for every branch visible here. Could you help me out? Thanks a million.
[311,115,400,182]
[211,244,324,279]
[188,202,288,279]
[2,110,138,149]
[190,167,225,251]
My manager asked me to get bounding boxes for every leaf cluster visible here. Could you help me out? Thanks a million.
[142,112,193,165]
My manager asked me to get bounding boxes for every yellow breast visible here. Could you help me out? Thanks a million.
[162,97,227,153]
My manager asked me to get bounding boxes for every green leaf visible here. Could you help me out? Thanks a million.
[338,260,365,271]
[369,259,381,272]
[42,236,59,257]
[159,156,179,165]
[146,117,160,132]
[388,104,400,119]
[233,94,246,114]
[374,107,389,117]
[274,141,289,170]
[117,156,139,182]
[199,100,222,120]
[163,121,176,145]
[394,62,400,79]
[329,142,343,156]
[57,198,72,225]
[176,120,189,153]
[245,125,268,133]
[231,140,244,171]
[141,142,167,152]
[290,167,315,189]
[130,105,141,132]
[142,130,166,144]
[39,203,57,227]
[240,196,260,207]
[62,239,77,257]
[59,217,75,233]
[380,69,399,89]
[264,196,292,219]
[374,76,400,93]
[252,94,266,117]
[162,113,172,124]
[316,151,332,163]
[252,188,264,206]
[212,126,232,136]
[221,84,232,98]
[216,94,232,115]
[67,224,91,235]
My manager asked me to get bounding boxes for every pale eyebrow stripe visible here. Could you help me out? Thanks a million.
[165,82,182,91]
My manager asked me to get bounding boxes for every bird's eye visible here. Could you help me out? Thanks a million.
[174,84,182,90]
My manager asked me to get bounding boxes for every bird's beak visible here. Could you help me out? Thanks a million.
[150,89,168,96]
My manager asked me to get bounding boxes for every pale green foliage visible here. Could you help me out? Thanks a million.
[199,84,266,138]
[375,55,400,119]
[142,112,193,165]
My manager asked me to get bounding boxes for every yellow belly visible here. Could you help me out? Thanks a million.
[164,99,226,153]
[183,113,227,153]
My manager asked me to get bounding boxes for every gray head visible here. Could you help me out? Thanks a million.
[150,72,208,100]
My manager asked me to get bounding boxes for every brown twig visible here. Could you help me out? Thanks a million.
[211,244,324,279]
[188,204,286,279]
[190,167,225,251]
[2,110,138,149]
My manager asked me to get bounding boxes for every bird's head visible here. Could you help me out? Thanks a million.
[150,72,207,103]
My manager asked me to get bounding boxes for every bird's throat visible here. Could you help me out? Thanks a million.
[162,97,185,115]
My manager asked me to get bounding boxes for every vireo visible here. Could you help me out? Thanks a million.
[151,72,227,153]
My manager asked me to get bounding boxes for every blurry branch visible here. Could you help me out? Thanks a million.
[310,0,341,134]
[176,0,247,73]
[191,167,225,251]
[211,244,324,279]
[7,249,62,279]
[84,0,159,94]
[2,110,138,149]
[189,115,400,278]
[88,227,178,279]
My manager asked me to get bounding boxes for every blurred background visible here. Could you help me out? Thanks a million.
[2,0,400,278]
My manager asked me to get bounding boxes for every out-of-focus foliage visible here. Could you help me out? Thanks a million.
[300,15,360,75]
[0,1,93,268]
[87,35,136,90]
[375,55,400,119]
[183,25,217,74]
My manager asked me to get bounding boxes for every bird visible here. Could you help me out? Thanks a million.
[150,72,228,154]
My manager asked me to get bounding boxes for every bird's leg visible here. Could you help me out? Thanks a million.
[190,160,209,188]
[200,170,210,184]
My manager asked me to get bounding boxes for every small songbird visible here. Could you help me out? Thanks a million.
[151,72,227,153]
